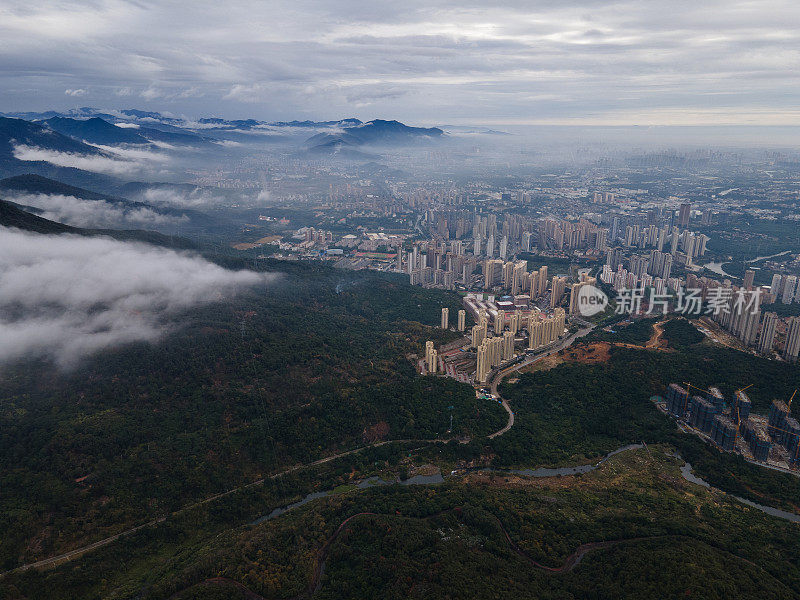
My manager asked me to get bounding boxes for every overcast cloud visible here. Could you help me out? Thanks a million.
[1,1,799,125]
[0,227,274,368]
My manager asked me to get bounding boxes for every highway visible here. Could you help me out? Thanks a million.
[487,321,595,439]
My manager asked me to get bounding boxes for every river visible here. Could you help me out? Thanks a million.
[702,250,791,278]
[250,445,800,527]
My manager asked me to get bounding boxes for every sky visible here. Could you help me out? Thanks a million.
[2,0,800,126]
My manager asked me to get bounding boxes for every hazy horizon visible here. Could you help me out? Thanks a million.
[3,0,800,135]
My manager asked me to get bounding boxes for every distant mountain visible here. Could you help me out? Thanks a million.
[45,116,207,147]
[305,139,378,161]
[306,119,444,151]
[196,117,263,130]
[0,197,194,248]
[2,110,446,153]
[136,127,206,146]
[0,118,122,189]
[0,107,122,122]
[0,197,78,234]
[0,173,118,201]
[0,117,106,159]
[43,116,151,146]
[270,118,363,128]
[0,174,220,234]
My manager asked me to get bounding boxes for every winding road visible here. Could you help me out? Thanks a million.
[487,321,594,439]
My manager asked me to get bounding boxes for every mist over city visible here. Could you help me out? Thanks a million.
[2,2,800,599]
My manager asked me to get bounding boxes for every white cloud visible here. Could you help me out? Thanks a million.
[64,88,87,97]
[12,144,169,176]
[115,122,140,129]
[12,145,142,176]
[0,227,275,368]
[6,193,188,228]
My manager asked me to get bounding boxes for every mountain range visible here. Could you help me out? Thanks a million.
[0,108,448,146]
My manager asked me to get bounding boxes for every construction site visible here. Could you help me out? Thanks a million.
[656,383,800,474]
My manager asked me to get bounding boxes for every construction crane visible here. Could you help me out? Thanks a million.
[684,382,711,395]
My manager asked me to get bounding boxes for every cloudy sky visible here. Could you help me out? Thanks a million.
[2,0,799,125]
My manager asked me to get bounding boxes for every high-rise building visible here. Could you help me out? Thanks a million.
[740,309,760,347]
[758,311,778,354]
[511,261,528,295]
[483,259,501,289]
[476,342,490,383]
[569,279,593,315]
[502,330,515,361]
[528,270,540,297]
[508,312,521,335]
[457,309,466,332]
[427,349,437,373]
[489,336,503,367]
[678,202,691,228]
[771,273,783,297]
[550,276,567,308]
[785,317,800,363]
[538,266,549,296]
[783,276,798,304]
[471,324,485,348]
[743,269,755,290]
[441,307,449,329]
[553,308,566,337]
[502,261,515,289]
[528,318,542,350]
[425,341,437,373]
[495,311,505,334]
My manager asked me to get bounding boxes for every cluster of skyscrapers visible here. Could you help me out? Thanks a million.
[707,283,800,362]
[664,383,800,468]
[770,273,800,305]
[470,306,566,383]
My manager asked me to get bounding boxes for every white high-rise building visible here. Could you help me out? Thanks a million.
[784,317,800,363]
[502,330,515,361]
[441,307,449,329]
[782,276,798,304]
[758,311,778,355]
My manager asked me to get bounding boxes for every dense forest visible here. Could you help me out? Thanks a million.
[4,256,800,599]
[6,447,798,599]
[0,258,504,571]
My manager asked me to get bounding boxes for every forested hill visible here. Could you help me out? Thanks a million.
[0,258,499,572]
[0,198,195,248]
